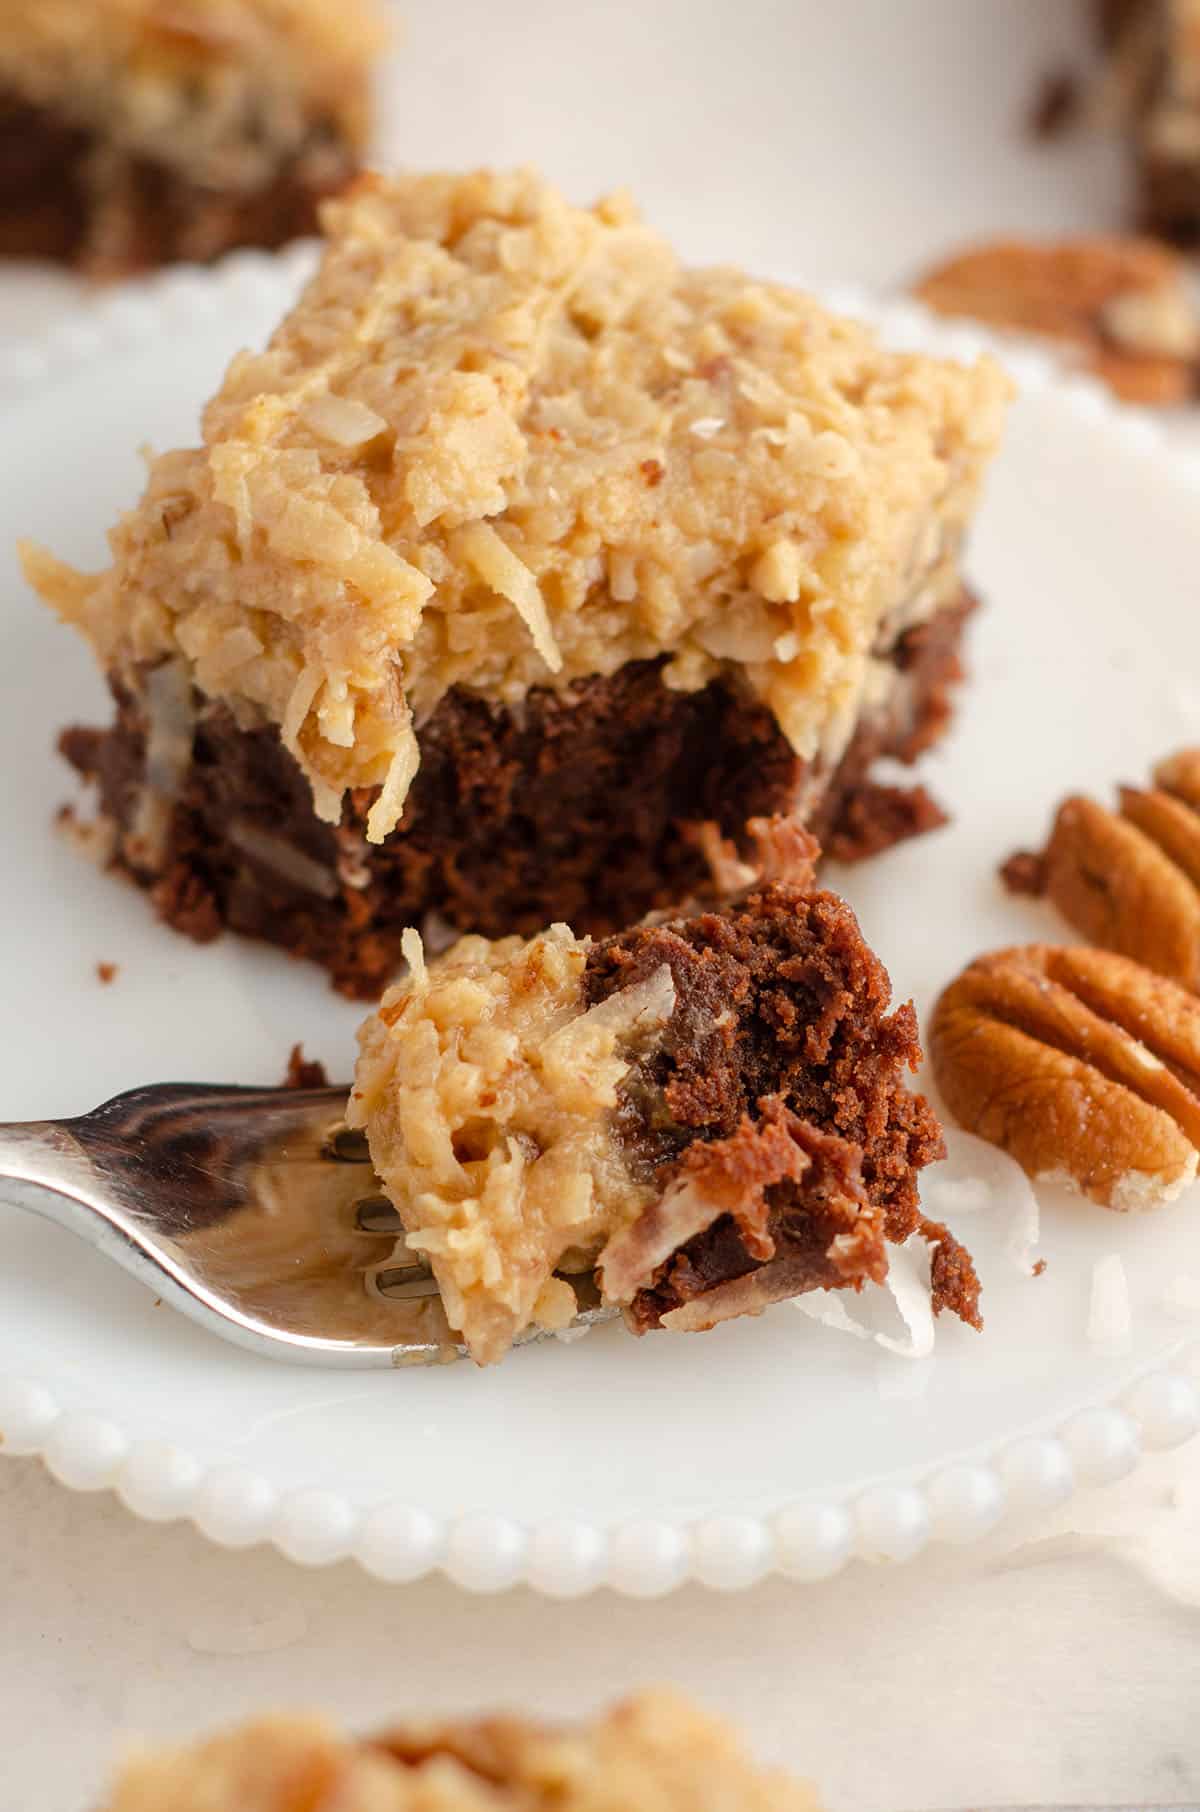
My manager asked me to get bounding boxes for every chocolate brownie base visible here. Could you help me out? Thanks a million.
[0,92,356,274]
[1134,160,1200,245]
[1095,1,1200,244]
[584,885,980,1331]
[60,590,974,999]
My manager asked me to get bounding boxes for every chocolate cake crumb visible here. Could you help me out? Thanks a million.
[921,1218,983,1328]
[1027,68,1082,140]
[150,864,222,945]
[825,782,948,864]
[282,1043,329,1090]
[624,1108,889,1333]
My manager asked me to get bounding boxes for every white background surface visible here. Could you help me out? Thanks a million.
[3,2,1200,1807]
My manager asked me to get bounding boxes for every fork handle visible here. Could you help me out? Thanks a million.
[0,1121,99,1226]
[0,1117,178,1304]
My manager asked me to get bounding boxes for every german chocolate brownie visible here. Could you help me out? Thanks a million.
[1097,0,1200,242]
[349,876,979,1365]
[0,0,384,275]
[57,588,972,998]
[100,1693,820,1812]
[26,168,1009,987]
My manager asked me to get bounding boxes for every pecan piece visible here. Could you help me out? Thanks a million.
[913,236,1199,403]
[1005,747,1200,989]
[930,944,1200,1210]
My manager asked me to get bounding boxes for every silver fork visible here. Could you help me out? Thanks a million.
[0,1082,612,1366]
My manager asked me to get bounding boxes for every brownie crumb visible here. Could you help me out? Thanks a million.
[282,1042,329,1089]
[1027,68,1082,140]
[825,782,948,864]
[1000,849,1046,896]
[921,1218,983,1329]
[151,865,222,943]
[95,961,118,985]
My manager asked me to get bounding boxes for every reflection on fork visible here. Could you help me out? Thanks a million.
[0,1082,614,1367]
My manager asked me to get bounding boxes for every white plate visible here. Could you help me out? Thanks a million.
[1,253,1199,1597]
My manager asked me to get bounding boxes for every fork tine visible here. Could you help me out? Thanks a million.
[325,1125,372,1163]
[354,1194,404,1233]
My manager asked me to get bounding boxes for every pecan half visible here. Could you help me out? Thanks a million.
[930,944,1200,1210]
[1005,748,1200,990]
[913,236,1200,403]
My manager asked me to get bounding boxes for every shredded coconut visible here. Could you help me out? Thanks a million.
[457,520,563,673]
[794,1238,936,1360]
[1088,1253,1133,1350]
[876,1239,937,1359]
[1006,1183,1042,1279]
[794,1291,873,1342]
[925,1127,1041,1275]
[348,928,675,1363]
[400,925,427,988]
[364,718,420,843]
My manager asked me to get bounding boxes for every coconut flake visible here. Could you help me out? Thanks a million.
[603,1170,731,1306]
[1088,1254,1132,1350]
[792,1239,935,1360]
[573,963,676,1038]
[365,712,421,843]
[919,1174,992,1218]
[793,1291,873,1341]
[924,1127,1041,1276]
[541,964,676,1103]
[303,393,388,448]
[458,520,562,672]
[401,926,427,989]
[228,822,338,899]
[1005,1177,1041,1278]
[282,663,323,751]
[689,416,725,438]
[309,774,343,825]
[875,1239,936,1359]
